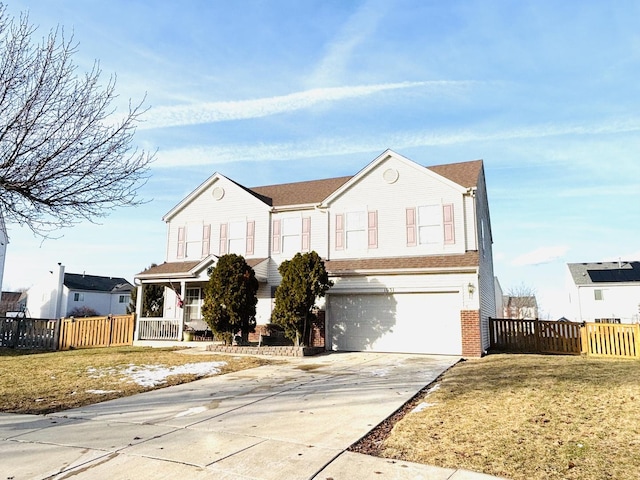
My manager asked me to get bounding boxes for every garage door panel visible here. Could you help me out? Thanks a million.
[329,292,461,355]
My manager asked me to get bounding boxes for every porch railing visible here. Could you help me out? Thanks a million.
[137,318,181,340]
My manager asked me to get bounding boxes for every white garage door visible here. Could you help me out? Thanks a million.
[328,292,461,355]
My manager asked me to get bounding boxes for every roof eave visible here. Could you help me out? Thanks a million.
[328,266,479,277]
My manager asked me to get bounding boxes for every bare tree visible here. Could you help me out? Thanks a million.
[0,6,152,235]
[505,283,539,319]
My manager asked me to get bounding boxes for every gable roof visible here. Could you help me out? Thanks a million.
[427,159,484,189]
[250,176,353,207]
[246,152,483,208]
[164,151,484,219]
[64,273,133,293]
[568,261,640,285]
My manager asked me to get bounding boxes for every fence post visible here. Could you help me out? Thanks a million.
[635,324,640,358]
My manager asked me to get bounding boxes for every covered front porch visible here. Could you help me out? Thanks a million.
[133,257,270,341]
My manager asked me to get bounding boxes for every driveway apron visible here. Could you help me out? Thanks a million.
[0,352,459,480]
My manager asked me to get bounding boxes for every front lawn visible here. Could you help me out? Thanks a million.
[381,354,640,480]
[0,346,271,414]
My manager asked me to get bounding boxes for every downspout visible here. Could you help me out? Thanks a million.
[54,263,65,319]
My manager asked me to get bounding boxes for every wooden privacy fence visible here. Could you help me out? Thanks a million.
[490,318,640,359]
[581,323,640,359]
[0,316,60,349]
[489,318,582,354]
[58,314,135,350]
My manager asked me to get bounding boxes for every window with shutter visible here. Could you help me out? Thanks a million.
[202,224,211,257]
[219,223,228,255]
[302,217,311,252]
[272,219,281,254]
[367,211,378,248]
[246,221,255,255]
[177,226,185,258]
[406,208,417,247]
[443,204,455,245]
[335,214,344,250]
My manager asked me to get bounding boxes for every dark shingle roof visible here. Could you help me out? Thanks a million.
[64,274,133,293]
[138,258,268,277]
[325,252,479,273]
[246,159,483,207]
[250,176,353,207]
[568,261,640,285]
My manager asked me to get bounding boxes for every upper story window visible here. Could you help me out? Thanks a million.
[406,204,454,247]
[119,295,128,304]
[177,224,211,259]
[219,220,255,256]
[228,221,246,255]
[417,205,441,245]
[335,211,377,251]
[594,289,604,301]
[73,293,84,302]
[282,217,301,255]
[272,217,310,255]
[346,211,366,249]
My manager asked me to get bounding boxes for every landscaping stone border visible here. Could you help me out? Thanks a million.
[206,344,325,357]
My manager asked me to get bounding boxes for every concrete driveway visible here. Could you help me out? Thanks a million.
[0,352,501,480]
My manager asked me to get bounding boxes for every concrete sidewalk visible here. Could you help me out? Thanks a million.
[0,352,505,479]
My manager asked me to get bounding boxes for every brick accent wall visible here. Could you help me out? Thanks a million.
[461,310,483,357]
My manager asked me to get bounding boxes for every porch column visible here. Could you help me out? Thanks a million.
[177,279,186,340]
[134,283,143,340]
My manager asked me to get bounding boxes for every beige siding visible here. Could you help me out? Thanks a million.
[329,272,477,310]
[464,194,478,251]
[166,177,270,262]
[327,156,467,260]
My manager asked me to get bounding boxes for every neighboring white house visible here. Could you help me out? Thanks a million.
[25,263,133,319]
[0,211,7,292]
[567,261,640,324]
[135,149,497,356]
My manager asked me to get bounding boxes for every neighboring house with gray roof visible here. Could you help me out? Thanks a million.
[135,149,496,356]
[567,261,640,323]
[25,264,133,319]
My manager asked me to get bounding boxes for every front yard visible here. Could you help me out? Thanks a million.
[378,354,640,480]
[0,346,271,414]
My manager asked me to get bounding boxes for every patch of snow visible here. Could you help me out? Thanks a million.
[87,361,228,388]
[86,389,120,395]
[411,402,437,413]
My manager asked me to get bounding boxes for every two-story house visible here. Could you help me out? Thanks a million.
[567,261,640,323]
[25,264,133,318]
[134,150,496,356]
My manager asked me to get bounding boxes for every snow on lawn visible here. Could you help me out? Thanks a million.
[88,361,228,388]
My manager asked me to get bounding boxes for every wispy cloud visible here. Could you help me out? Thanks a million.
[139,81,466,130]
[511,246,570,267]
[152,116,640,168]
[308,0,390,86]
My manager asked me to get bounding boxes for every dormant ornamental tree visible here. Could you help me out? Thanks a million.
[0,6,152,235]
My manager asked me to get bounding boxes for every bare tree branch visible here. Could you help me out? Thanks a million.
[0,6,153,236]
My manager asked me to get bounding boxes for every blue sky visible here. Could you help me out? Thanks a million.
[3,0,640,318]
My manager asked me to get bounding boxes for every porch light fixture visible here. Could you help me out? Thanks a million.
[467,282,475,296]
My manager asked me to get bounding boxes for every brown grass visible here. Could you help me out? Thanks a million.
[0,346,271,414]
[381,354,640,480]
